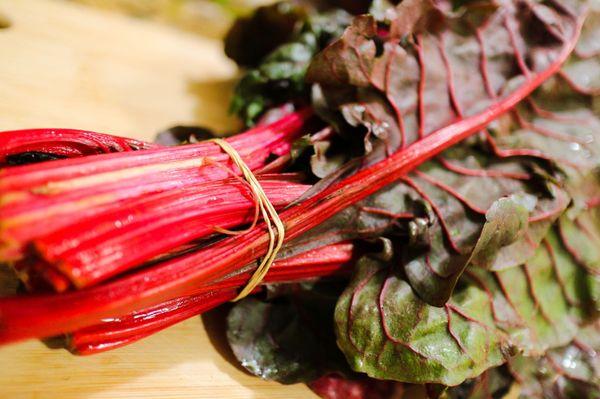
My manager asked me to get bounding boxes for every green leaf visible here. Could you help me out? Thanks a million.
[335,255,506,386]
[468,196,530,269]
[230,7,352,125]
[402,153,570,306]
[489,5,600,211]
[334,227,597,385]
[557,207,600,311]
[289,144,570,307]
[509,322,600,398]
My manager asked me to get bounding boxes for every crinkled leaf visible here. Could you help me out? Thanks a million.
[490,84,600,211]
[397,3,599,303]
[225,0,599,392]
[576,2,600,58]
[287,144,570,306]
[509,322,600,398]
[306,0,582,156]
[557,206,600,310]
[335,227,597,385]
[558,209,600,276]
[335,254,505,386]
[468,196,530,269]
[488,5,600,210]
[402,152,569,305]
[301,0,589,201]
[472,189,570,272]
[288,0,587,305]
[299,0,587,207]
[561,1,600,97]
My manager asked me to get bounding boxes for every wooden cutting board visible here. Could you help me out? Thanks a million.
[0,1,315,397]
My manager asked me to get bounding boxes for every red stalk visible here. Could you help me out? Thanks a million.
[0,110,313,261]
[0,128,158,165]
[0,109,311,191]
[0,23,580,343]
[31,178,309,289]
[68,242,354,354]
[70,290,238,355]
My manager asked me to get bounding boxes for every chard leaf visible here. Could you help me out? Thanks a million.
[401,156,569,305]
[336,254,505,386]
[226,0,599,393]
[487,4,600,210]
[230,7,351,125]
[557,206,600,311]
[334,226,597,386]
[287,147,570,307]
[508,322,600,398]
[227,283,351,384]
[558,208,600,276]
[293,0,589,306]
[306,0,583,156]
[489,74,600,211]
[576,4,600,58]
[395,2,600,304]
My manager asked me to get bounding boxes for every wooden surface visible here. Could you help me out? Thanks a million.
[0,1,315,397]
[0,0,243,139]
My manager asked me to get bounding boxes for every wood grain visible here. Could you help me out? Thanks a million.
[0,0,242,140]
[0,0,313,397]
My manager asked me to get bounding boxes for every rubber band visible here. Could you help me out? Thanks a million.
[209,138,285,301]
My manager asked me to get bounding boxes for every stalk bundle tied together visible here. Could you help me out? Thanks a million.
[209,138,285,301]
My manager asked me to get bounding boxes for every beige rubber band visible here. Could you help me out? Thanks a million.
[209,138,285,301]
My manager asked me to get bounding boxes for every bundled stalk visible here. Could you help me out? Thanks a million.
[1,0,600,398]
[67,242,354,355]
[0,128,158,166]
[0,109,312,265]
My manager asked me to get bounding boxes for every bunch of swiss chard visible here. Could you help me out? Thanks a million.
[0,0,599,397]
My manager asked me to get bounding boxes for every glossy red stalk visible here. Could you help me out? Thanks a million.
[68,243,354,354]
[70,290,238,355]
[0,110,313,260]
[0,128,158,165]
[0,109,311,191]
[30,178,309,290]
